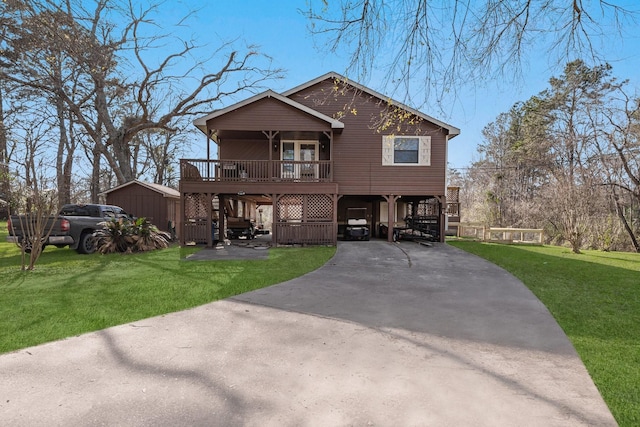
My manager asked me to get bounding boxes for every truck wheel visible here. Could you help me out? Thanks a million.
[77,232,97,254]
[24,239,45,254]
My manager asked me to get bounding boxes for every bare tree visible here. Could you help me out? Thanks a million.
[304,0,637,106]
[136,127,192,187]
[595,89,640,252]
[1,0,282,200]
[8,111,60,269]
[11,180,59,270]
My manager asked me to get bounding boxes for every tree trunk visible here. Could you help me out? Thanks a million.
[56,93,72,209]
[612,188,640,252]
[0,83,10,219]
[109,132,134,184]
[91,145,102,203]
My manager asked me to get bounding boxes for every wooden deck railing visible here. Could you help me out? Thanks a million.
[181,159,333,182]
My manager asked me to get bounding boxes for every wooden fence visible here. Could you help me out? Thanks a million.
[458,223,544,244]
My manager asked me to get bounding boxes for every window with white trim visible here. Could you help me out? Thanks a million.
[382,135,431,166]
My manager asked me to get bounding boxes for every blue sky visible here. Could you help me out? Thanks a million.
[160,0,640,169]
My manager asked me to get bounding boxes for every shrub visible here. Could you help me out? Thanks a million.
[95,217,170,254]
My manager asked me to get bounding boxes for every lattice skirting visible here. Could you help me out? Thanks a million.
[275,193,336,245]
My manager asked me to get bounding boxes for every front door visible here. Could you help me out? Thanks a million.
[282,141,318,180]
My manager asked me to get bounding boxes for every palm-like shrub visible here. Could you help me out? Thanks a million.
[95,218,134,254]
[130,217,171,252]
[95,217,170,254]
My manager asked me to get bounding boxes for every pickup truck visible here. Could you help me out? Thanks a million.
[7,204,132,254]
[225,217,256,240]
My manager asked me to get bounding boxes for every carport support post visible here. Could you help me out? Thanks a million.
[219,195,226,245]
[383,195,401,243]
[271,194,279,245]
[333,194,341,245]
[436,195,446,243]
[179,189,185,246]
[206,193,213,247]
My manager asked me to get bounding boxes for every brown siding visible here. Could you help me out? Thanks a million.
[221,138,270,160]
[289,79,448,196]
[207,97,331,132]
[219,137,331,162]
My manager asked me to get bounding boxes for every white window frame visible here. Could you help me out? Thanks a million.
[382,135,431,166]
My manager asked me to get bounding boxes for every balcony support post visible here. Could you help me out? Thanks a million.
[262,131,280,180]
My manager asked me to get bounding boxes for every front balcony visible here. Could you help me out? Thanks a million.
[180,159,333,183]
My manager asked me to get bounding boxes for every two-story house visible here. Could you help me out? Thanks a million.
[179,72,460,246]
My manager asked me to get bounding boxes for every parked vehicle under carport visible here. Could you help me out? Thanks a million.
[226,217,256,240]
[343,208,370,241]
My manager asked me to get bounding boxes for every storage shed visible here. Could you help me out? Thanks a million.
[102,180,181,237]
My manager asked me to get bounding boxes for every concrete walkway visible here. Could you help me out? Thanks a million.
[0,242,616,426]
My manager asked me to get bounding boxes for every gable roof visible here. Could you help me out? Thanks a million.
[193,89,345,136]
[282,72,460,138]
[101,180,180,199]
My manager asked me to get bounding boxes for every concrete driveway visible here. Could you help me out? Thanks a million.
[0,241,616,426]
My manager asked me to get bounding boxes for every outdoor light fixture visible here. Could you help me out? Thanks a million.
[273,143,278,151]
[237,191,245,196]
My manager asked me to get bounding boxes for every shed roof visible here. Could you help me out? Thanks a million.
[101,180,180,199]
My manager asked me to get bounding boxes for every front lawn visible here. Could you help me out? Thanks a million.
[448,240,640,427]
[0,221,335,354]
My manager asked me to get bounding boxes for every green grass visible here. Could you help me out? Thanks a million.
[448,240,640,427]
[0,221,335,354]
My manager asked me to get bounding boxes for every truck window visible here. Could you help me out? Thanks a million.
[61,206,89,216]
[113,207,128,218]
